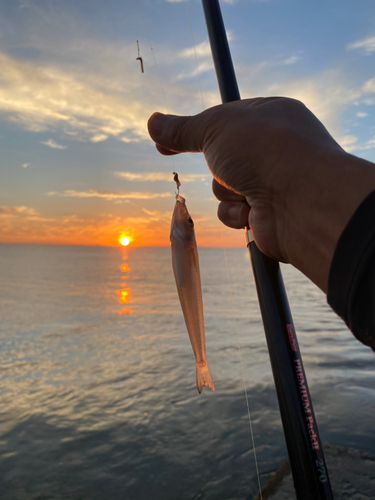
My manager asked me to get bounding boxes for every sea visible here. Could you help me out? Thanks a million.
[1,244,375,500]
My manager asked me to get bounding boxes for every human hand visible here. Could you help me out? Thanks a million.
[148,97,344,265]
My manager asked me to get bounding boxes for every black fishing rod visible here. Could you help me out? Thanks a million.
[201,1,334,499]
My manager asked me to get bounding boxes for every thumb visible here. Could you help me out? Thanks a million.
[148,112,206,155]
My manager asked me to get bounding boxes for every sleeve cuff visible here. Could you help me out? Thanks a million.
[327,189,375,349]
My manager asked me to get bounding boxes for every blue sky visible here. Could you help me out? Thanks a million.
[1,0,375,246]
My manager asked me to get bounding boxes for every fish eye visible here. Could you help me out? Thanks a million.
[188,217,194,225]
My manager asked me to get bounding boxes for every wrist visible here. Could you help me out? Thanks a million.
[280,150,375,292]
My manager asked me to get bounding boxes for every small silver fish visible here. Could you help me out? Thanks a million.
[170,194,214,393]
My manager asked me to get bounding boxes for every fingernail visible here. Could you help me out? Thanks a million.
[148,112,167,137]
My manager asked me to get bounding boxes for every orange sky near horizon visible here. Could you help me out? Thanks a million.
[0,211,245,248]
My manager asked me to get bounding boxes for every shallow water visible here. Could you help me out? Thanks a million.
[0,245,374,499]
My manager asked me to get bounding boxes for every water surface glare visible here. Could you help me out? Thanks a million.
[0,245,374,499]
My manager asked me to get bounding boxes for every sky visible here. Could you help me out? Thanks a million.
[1,0,375,247]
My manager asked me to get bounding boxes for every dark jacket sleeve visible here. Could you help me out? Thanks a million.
[327,190,375,351]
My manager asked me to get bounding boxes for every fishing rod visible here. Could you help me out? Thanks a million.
[201,1,334,499]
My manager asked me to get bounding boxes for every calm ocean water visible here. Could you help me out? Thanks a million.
[0,244,375,500]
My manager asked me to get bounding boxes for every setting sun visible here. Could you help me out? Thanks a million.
[120,236,130,246]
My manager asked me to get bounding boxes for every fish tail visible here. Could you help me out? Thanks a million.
[196,361,215,394]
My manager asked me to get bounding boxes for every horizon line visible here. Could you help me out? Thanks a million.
[0,242,245,249]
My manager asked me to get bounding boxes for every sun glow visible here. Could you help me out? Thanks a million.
[120,236,130,246]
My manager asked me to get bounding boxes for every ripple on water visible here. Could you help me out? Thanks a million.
[0,246,374,499]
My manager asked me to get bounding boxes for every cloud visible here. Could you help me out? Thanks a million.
[0,205,37,216]
[0,50,153,143]
[41,139,67,149]
[337,134,358,152]
[0,38,214,144]
[180,34,233,59]
[90,134,108,143]
[47,189,173,201]
[141,208,171,222]
[180,41,212,59]
[0,205,57,242]
[22,163,29,168]
[347,36,375,54]
[334,134,375,153]
[174,61,214,81]
[362,76,375,94]
[113,171,208,182]
[259,69,362,136]
[119,137,142,144]
[176,33,232,81]
[361,136,375,150]
[351,136,375,152]
[362,98,375,105]
[357,112,368,118]
[0,205,173,247]
[283,55,300,65]
[0,0,226,141]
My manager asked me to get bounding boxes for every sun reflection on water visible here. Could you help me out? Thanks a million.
[115,248,133,315]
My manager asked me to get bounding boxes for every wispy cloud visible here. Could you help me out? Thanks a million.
[22,163,29,168]
[349,136,375,152]
[337,134,358,152]
[0,205,173,246]
[141,208,171,222]
[0,205,37,216]
[334,134,375,153]
[0,205,52,225]
[283,55,300,65]
[174,61,214,81]
[357,112,368,118]
[41,139,67,149]
[176,34,233,80]
[260,69,364,136]
[114,171,208,182]
[347,36,375,54]
[361,136,375,150]
[0,50,152,143]
[180,41,212,59]
[47,189,173,201]
[90,134,108,143]
[362,77,375,93]
[180,35,233,59]
[119,137,142,144]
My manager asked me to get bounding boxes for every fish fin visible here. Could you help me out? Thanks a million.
[196,361,215,394]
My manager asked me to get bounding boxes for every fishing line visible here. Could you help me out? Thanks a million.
[138,2,168,112]
[219,239,263,499]
[139,1,176,169]
[186,4,263,497]
[186,0,205,110]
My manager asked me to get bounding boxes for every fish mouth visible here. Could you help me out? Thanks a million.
[176,194,185,203]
